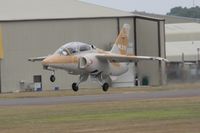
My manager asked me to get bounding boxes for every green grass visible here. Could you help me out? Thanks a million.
[0,97,200,133]
[1,83,200,133]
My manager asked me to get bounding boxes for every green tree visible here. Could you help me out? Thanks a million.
[167,6,200,18]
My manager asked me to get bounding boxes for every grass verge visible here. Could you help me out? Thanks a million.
[0,97,200,133]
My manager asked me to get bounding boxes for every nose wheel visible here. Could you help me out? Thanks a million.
[50,75,56,82]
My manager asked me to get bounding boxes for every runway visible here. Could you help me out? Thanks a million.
[0,88,200,106]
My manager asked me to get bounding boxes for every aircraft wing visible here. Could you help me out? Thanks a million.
[28,56,47,62]
[96,54,168,62]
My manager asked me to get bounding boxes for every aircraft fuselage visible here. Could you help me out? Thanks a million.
[43,47,129,76]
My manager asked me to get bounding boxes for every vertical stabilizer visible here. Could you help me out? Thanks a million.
[111,24,130,55]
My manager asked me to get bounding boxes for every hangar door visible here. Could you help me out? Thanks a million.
[135,17,166,86]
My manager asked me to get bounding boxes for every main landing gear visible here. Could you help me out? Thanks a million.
[72,75,89,92]
[71,73,110,92]
[72,81,109,92]
[92,73,111,92]
[102,82,109,92]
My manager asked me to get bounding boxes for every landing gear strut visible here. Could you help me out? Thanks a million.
[93,72,111,92]
[44,66,56,83]
[71,75,89,92]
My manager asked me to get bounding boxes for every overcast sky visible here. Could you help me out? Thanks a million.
[81,0,200,14]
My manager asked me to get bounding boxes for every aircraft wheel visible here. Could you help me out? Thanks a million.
[72,83,79,92]
[50,75,55,82]
[102,83,109,92]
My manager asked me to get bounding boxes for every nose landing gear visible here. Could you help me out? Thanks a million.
[44,66,56,83]
[50,75,56,82]
[50,70,56,82]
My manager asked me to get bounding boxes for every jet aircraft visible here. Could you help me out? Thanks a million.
[29,24,168,92]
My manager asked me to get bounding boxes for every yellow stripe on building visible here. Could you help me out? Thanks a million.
[0,25,4,59]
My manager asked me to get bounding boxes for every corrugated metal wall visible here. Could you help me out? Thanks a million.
[135,18,166,86]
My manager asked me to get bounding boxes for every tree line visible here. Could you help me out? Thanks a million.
[167,6,200,18]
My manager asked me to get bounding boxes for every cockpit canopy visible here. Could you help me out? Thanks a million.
[55,42,94,56]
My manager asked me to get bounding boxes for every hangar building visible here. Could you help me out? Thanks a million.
[166,23,200,62]
[0,0,166,92]
[166,23,200,83]
[133,11,200,24]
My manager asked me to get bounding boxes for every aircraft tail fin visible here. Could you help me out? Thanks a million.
[111,24,130,55]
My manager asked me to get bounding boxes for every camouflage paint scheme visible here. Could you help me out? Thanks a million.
[29,24,167,91]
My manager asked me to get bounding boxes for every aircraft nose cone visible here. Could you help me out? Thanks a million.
[42,56,52,65]
[42,54,79,65]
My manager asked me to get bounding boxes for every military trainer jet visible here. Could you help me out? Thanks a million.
[29,24,167,92]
